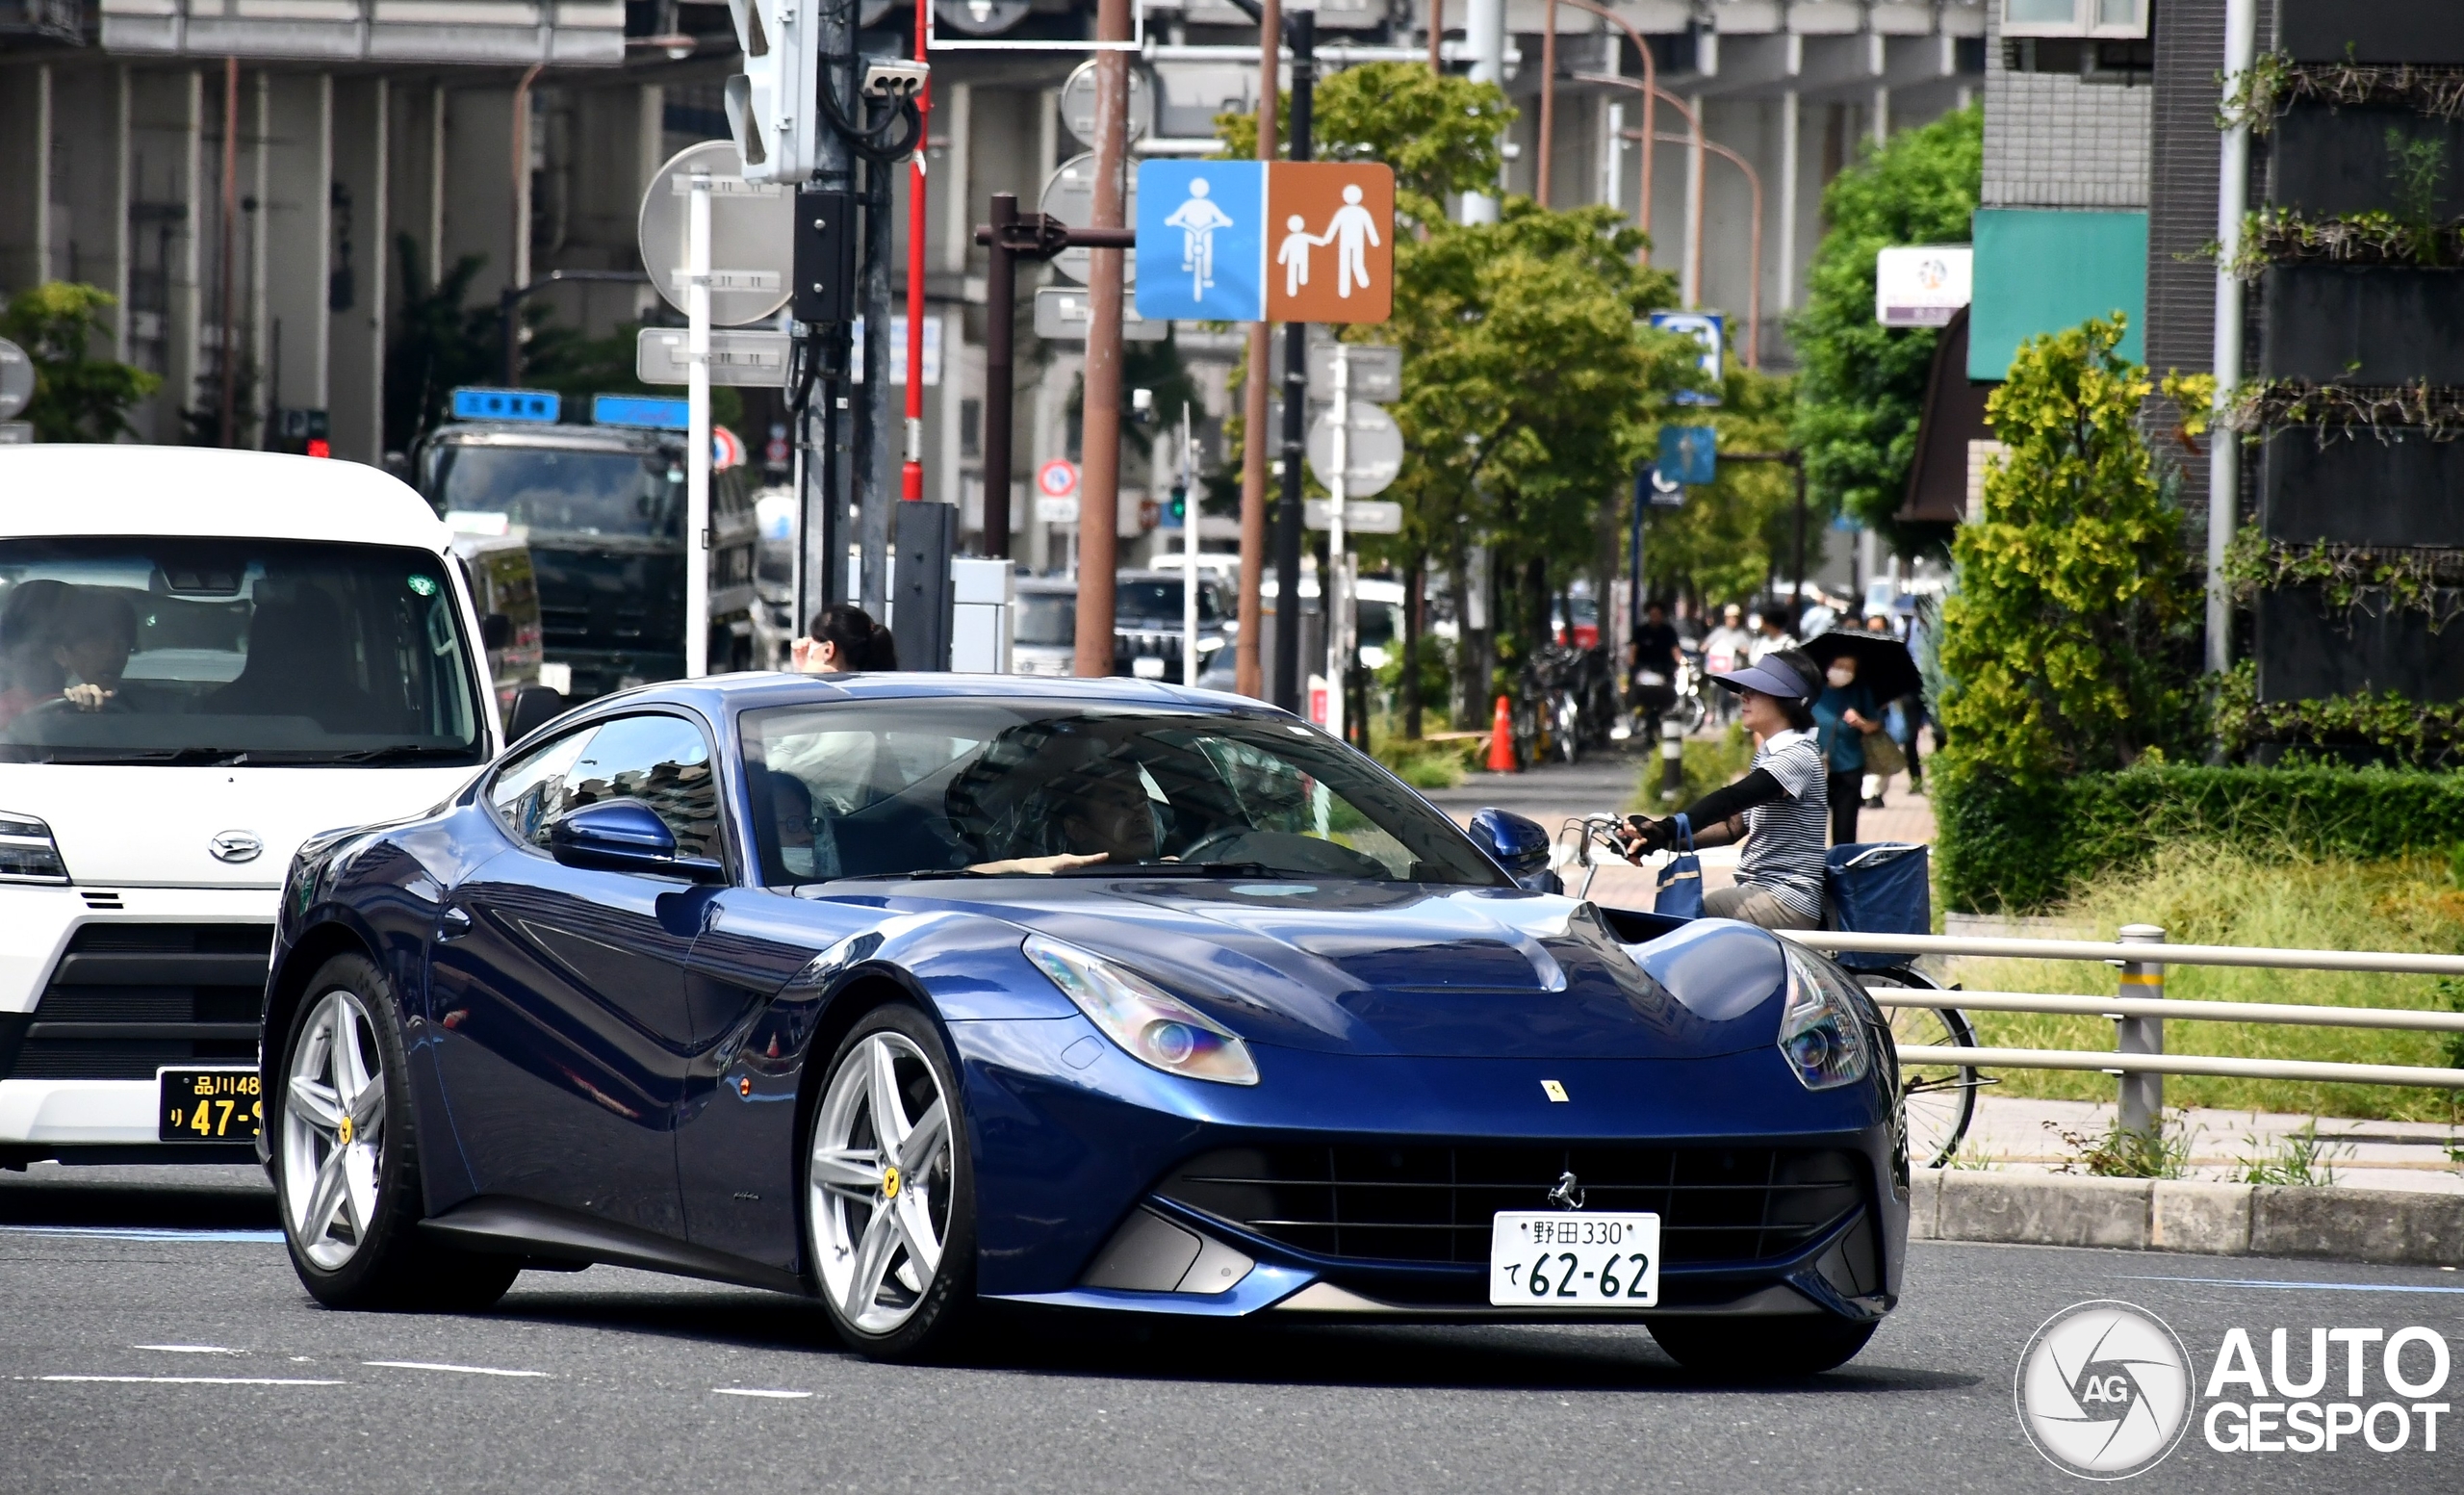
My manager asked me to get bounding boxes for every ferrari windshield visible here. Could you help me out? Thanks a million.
[745,700,1507,888]
[0,537,485,764]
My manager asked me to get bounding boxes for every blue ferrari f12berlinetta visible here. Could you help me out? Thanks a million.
[260,674,1907,1371]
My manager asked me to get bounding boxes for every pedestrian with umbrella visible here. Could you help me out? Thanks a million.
[1800,631,1921,842]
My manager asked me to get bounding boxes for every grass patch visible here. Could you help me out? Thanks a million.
[1948,843,2464,1122]
[1373,731,1476,790]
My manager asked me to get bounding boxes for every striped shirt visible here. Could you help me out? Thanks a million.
[1733,728,1828,922]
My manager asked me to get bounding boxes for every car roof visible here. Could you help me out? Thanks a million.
[0,445,451,551]
[571,670,1290,724]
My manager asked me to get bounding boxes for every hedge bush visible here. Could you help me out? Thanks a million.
[1936,761,2464,913]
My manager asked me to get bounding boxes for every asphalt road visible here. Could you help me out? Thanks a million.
[4,1165,2461,1494]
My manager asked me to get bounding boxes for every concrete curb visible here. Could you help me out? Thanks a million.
[1907,1171,2464,1267]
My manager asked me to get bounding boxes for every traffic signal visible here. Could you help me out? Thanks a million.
[1167,484,1188,528]
[723,0,819,184]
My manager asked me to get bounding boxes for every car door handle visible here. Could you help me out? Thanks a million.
[437,906,474,941]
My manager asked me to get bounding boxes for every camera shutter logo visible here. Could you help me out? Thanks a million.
[2015,1300,2194,1480]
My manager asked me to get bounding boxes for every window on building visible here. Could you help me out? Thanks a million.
[2002,0,2147,39]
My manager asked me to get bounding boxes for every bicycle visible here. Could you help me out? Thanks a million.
[1558,813,1986,1169]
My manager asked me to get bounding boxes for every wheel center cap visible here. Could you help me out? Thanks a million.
[337,1115,354,1146]
[881,1164,901,1199]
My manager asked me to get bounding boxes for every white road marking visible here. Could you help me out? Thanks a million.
[363,1360,550,1378]
[37,1376,343,1386]
[713,1388,813,1399]
[135,1345,242,1354]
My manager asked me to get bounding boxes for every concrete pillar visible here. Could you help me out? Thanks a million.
[0,63,53,292]
[1777,90,1799,314]
[1872,85,1889,146]
[331,77,388,464]
[444,87,517,315]
[126,68,202,444]
[264,72,333,429]
[247,71,272,443]
[51,64,133,361]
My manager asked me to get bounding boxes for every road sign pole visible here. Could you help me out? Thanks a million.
[903,0,931,504]
[981,193,1018,559]
[1325,341,1348,743]
[686,169,713,680]
[1270,8,1315,713]
[1074,0,1133,679]
[1182,401,1199,689]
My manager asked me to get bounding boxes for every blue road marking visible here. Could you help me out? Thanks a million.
[0,1224,286,1244]
[2118,1274,2464,1295]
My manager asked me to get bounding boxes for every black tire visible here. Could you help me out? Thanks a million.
[803,1003,977,1361]
[270,954,521,1313]
[1859,965,1980,1170]
[1649,1315,1879,1378]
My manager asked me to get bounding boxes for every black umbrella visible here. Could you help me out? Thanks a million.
[1801,631,1922,704]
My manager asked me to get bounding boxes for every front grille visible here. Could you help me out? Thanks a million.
[1157,1145,1865,1271]
[2,924,272,1081]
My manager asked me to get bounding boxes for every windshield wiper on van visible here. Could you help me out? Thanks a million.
[7,746,255,766]
[234,745,483,766]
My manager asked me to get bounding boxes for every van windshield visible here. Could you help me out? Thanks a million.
[0,538,486,765]
[431,444,684,540]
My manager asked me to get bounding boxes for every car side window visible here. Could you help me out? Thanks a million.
[487,712,722,862]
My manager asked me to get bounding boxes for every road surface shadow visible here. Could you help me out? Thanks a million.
[0,1163,278,1231]
[491,1280,1978,1395]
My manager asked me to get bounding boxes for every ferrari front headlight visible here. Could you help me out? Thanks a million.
[1777,944,1872,1091]
[1024,935,1259,1086]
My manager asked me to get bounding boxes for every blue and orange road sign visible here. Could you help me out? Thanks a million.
[1135,161,1394,325]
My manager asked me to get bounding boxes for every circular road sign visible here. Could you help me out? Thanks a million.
[1305,400,1404,498]
[1037,458,1079,499]
[0,337,34,422]
[1060,60,1154,148]
[637,140,796,327]
[1040,152,1137,288]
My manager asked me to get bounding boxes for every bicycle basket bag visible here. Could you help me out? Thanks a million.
[1654,813,1705,920]
[1823,842,1930,971]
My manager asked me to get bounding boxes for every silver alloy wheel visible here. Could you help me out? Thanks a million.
[281,988,387,1271]
[807,1030,953,1335]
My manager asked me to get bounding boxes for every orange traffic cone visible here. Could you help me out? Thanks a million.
[1486,694,1518,773]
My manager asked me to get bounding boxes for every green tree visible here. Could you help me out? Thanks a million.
[1936,315,2194,785]
[383,238,499,452]
[1788,103,1981,555]
[0,282,163,443]
[1213,62,1513,223]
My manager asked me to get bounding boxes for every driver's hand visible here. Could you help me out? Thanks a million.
[964,852,1112,876]
[64,683,114,711]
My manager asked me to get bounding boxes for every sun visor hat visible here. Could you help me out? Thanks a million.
[1708,655,1820,702]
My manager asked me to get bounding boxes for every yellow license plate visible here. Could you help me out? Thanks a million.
[158,1068,263,1142]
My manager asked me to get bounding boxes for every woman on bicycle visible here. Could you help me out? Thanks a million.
[1616,649,1830,932]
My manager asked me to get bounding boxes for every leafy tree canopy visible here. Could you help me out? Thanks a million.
[1788,103,1981,556]
[1214,62,1513,224]
[0,282,162,443]
[1937,315,2194,784]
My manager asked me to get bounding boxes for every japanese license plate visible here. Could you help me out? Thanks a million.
[158,1068,263,1143]
[1488,1211,1660,1307]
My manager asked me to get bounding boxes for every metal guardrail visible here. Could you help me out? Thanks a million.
[1773,926,2464,1110]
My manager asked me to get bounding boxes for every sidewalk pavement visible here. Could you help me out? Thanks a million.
[1952,1095,2464,1194]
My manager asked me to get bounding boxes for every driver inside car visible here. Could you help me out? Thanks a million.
[966,762,1160,876]
[48,586,139,713]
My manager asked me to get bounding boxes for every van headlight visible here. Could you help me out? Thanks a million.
[1024,935,1259,1085]
[0,811,69,884]
[1777,944,1872,1091]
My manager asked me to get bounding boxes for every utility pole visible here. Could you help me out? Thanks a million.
[902,0,931,505]
[1462,0,1503,223]
[1271,8,1316,712]
[1237,0,1280,701]
[858,149,893,620]
[1073,0,1134,678]
[797,0,858,631]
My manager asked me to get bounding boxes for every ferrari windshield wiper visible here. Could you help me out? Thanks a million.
[1056,861,1291,878]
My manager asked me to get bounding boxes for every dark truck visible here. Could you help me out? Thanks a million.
[414,419,758,700]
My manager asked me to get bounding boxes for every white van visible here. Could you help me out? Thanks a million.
[0,447,543,1168]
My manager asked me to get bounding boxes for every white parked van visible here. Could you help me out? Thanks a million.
[0,447,537,1168]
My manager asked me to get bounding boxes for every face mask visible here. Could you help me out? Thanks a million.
[1826,666,1855,689]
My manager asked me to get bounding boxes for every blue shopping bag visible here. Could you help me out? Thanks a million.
[1654,813,1705,920]
[1823,841,1931,970]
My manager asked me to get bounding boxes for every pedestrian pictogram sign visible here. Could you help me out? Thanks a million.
[1135,161,1394,325]
[1037,458,1079,499]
